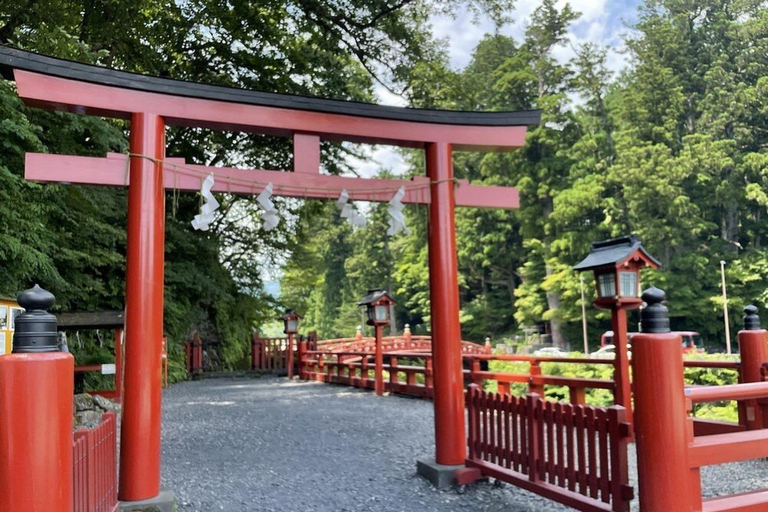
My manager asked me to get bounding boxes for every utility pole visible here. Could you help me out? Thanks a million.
[580,275,589,354]
[721,260,731,354]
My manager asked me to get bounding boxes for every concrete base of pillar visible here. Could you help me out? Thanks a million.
[119,489,176,512]
[416,458,464,489]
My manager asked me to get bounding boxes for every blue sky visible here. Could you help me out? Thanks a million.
[355,0,643,177]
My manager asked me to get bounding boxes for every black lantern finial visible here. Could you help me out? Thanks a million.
[744,305,760,331]
[640,287,670,334]
[13,284,59,353]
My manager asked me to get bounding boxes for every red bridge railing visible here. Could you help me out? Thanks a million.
[465,385,632,512]
[300,350,617,405]
[73,412,119,512]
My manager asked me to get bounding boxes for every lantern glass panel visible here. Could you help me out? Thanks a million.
[619,271,638,297]
[598,272,616,297]
[366,307,375,322]
[374,304,389,322]
[286,319,299,333]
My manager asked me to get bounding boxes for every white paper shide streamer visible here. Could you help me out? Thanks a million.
[191,173,219,231]
[257,183,280,231]
[336,189,366,228]
[387,186,409,235]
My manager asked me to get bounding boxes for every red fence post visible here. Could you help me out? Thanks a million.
[375,324,384,396]
[526,393,542,483]
[632,288,693,512]
[287,333,295,379]
[529,360,544,396]
[0,287,74,512]
[251,332,260,371]
[738,306,768,429]
[114,328,123,402]
[297,338,307,379]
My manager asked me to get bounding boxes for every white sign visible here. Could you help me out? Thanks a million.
[101,364,116,375]
[0,332,6,355]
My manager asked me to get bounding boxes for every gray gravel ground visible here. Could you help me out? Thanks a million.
[160,377,767,512]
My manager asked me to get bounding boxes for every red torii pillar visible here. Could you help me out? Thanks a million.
[120,113,166,501]
[426,142,465,465]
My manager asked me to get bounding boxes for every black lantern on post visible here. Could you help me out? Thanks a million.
[358,289,396,396]
[282,310,301,379]
[574,235,660,434]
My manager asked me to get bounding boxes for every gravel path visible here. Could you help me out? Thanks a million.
[160,377,767,512]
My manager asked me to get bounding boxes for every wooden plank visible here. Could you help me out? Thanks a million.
[512,395,521,472]
[504,394,512,469]
[586,407,599,499]
[490,393,497,464]
[556,401,565,488]
[689,429,768,468]
[565,403,577,492]
[576,405,588,496]
[546,400,556,484]
[466,459,613,512]
[597,408,610,503]
[702,489,768,512]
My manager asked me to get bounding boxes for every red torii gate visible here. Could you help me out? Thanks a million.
[0,47,539,504]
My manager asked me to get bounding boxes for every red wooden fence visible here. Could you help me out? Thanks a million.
[252,334,291,372]
[465,385,632,512]
[73,412,119,512]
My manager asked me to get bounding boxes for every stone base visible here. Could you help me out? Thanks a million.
[119,489,176,512]
[416,458,465,489]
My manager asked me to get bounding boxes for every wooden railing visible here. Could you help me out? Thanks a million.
[73,412,119,512]
[252,335,291,372]
[300,350,616,405]
[466,385,632,512]
[465,354,616,405]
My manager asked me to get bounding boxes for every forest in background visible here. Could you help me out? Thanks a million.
[0,0,765,376]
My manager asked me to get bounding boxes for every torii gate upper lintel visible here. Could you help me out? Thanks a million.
[0,46,540,503]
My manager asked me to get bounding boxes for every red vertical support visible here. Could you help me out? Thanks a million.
[375,324,384,396]
[632,332,692,512]
[297,338,307,379]
[0,352,74,512]
[425,141,466,465]
[114,328,123,402]
[251,333,259,371]
[119,112,165,502]
[611,306,633,429]
[287,333,295,379]
[738,325,768,429]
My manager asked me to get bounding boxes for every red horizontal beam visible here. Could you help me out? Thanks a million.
[703,489,768,512]
[688,429,768,467]
[15,70,528,150]
[25,153,520,209]
[685,381,768,403]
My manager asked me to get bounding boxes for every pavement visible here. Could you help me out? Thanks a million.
[161,376,767,512]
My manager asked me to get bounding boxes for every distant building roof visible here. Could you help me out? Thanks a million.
[56,310,125,330]
[573,235,661,271]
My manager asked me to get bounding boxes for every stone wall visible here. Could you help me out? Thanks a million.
[73,393,120,429]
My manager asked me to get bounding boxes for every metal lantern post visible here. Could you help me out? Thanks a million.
[282,310,301,379]
[358,290,396,396]
[574,235,661,430]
